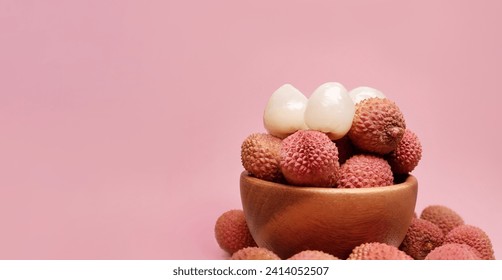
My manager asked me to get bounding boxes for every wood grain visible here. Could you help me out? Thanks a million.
[240,171,418,259]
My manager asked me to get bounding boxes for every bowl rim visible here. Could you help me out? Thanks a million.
[241,171,417,195]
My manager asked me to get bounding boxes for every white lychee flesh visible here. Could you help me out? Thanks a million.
[304,82,355,140]
[263,84,308,139]
[349,86,386,104]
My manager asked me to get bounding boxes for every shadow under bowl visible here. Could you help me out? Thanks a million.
[240,171,418,259]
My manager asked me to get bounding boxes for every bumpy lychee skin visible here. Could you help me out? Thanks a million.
[420,205,464,236]
[425,243,481,260]
[399,218,444,260]
[280,130,339,187]
[337,154,393,188]
[231,247,281,260]
[348,242,413,260]
[214,210,257,254]
[241,133,282,182]
[387,129,422,174]
[288,250,339,260]
[348,98,406,154]
[444,225,495,260]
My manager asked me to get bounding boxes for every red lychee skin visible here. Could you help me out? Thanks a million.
[214,210,257,254]
[347,242,413,260]
[399,218,444,260]
[333,135,355,165]
[348,98,406,154]
[337,154,394,188]
[420,205,464,236]
[230,247,281,260]
[288,250,339,260]
[241,133,283,182]
[425,243,481,260]
[387,129,422,174]
[280,130,339,187]
[444,225,495,260]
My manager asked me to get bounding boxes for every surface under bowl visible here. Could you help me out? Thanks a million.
[240,171,418,259]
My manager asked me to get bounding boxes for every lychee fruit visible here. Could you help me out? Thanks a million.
[230,247,281,260]
[337,154,393,188]
[444,225,495,260]
[420,205,464,236]
[425,243,481,260]
[280,130,339,187]
[347,242,413,260]
[214,210,256,254]
[387,129,422,174]
[348,98,406,154]
[241,133,282,182]
[333,135,355,165]
[288,250,339,260]
[399,218,444,260]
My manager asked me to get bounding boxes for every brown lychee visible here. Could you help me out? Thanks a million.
[288,250,339,260]
[241,133,282,182]
[347,242,413,260]
[387,129,422,174]
[425,243,481,260]
[444,225,495,260]
[214,210,256,254]
[399,218,444,260]
[231,247,281,260]
[420,205,464,235]
[348,98,406,154]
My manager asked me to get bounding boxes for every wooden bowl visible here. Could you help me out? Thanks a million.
[240,171,418,259]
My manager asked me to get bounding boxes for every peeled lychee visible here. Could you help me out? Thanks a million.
[347,242,413,260]
[444,225,495,260]
[399,218,444,260]
[387,129,422,174]
[348,98,406,154]
[420,205,464,235]
[288,250,339,260]
[425,243,481,260]
[280,130,339,187]
[241,133,282,182]
[214,210,256,254]
[231,247,281,260]
[337,154,393,188]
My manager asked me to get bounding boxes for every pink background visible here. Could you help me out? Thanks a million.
[1,0,500,259]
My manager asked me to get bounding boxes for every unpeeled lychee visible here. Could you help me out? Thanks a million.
[444,225,495,260]
[387,129,422,174]
[214,210,256,254]
[399,218,444,260]
[347,242,413,260]
[241,133,282,182]
[425,243,481,260]
[231,247,280,260]
[337,154,393,188]
[420,205,464,235]
[348,98,406,154]
[280,130,339,187]
[288,250,339,260]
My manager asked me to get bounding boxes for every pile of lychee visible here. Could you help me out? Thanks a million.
[215,206,494,260]
[243,82,421,188]
[214,82,495,260]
